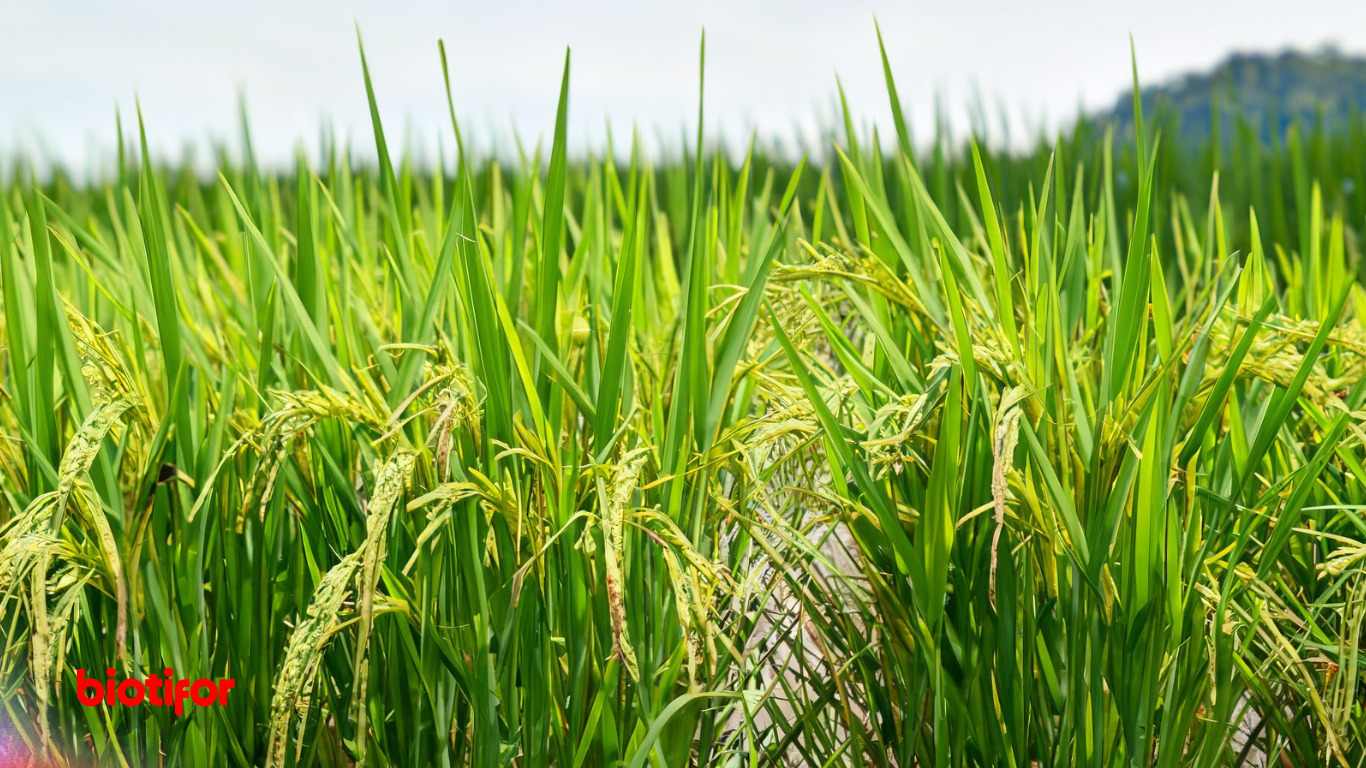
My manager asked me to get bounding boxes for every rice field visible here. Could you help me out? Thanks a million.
[2,33,1365,768]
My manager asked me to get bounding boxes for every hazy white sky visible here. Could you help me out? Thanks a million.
[3,0,1366,170]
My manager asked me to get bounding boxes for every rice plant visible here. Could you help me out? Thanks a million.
[1,29,1364,768]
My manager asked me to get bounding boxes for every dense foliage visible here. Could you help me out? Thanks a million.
[1106,45,1366,144]
[2,35,1365,768]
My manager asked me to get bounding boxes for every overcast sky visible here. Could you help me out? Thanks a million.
[4,0,1366,171]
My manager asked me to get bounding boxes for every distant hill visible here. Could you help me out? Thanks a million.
[1105,46,1366,142]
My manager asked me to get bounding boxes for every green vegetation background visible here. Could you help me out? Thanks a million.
[2,34,1366,768]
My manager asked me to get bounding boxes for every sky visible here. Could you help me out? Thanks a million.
[4,0,1366,172]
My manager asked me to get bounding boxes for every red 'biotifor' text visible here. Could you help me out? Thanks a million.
[76,669,234,715]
